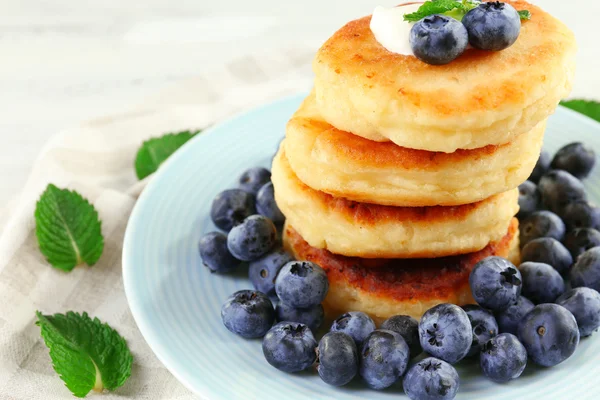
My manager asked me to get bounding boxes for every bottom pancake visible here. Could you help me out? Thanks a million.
[284,219,520,324]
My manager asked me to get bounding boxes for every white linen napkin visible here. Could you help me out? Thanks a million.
[0,47,314,399]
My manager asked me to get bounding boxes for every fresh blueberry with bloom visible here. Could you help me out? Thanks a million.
[227,215,277,261]
[517,180,539,218]
[256,182,285,225]
[561,201,600,232]
[495,296,534,335]
[381,315,422,358]
[528,151,551,183]
[210,189,256,231]
[248,248,294,298]
[262,321,317,373]
[462,1,521,51]
[275,261,329,308]
[538,170,587,213]
[556,287,600,337]
[519,262,565,304]
[317,332,359,387]
[462,305,498,357]
[419,303,472,364]
[238,167,271,195]
[221,290,275,338]
[518,304,580,367]
[519,210,566,247]
[409,14,468,65]
[563,228,600,259]
[570,247,600,292]
[359,330,410,390]
[480,333,527,383]
[403,357,459,400]
[198,232,241,273]
[469,257,522,311]
[521,238,573,276]
[330,311,376,347]
[275,303,324,333]
[551,142,596,179]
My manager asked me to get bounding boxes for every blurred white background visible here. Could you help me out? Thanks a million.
[1,0,598,207]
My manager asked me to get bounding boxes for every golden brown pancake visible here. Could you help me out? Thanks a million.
[313,0,576,152]
[284,219,520,323]
[272,147,519,258]
[286,93,545,206]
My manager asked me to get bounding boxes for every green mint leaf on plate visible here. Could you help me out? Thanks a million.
[35,184,104,272]
[36,311,133,398]
[518,10,532,20]
[561,100,600,123]
[135,130,201,180]
[403,0,478,22]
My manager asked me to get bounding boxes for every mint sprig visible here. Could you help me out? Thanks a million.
[403,0,531,22]
[36,311,133,398]
[35,184,104,272]
[561,100,600,123]
[134,130,201,180]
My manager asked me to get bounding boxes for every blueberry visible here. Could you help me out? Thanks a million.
[227,215,277,261]
[538,170,587,214]
[198,232,241,273]
[469,256,522,311]
[519,211,566,247]
[521,238,573,276]
[561,201,600,231]
[380,315,422,358]
[275,261,329,308]
[518,304,579,367]
[462,1,521,51]
[462,305,498,357]
[262,321,317,372]
[317,332,359,386]
[210,189,256,232]
[517,180,540,218]
[256,182,285,225]
[275,303,324,333]
[221,290,275,338]
[480,333,527,383]
[409,15,468,65]
[570,247,600,291]
[403,357,459,400]
[551,142,596,179]
[529,151,551,183]
[519,262,565,304]
[330,311,376,347]
[249,248,294,297]
[495,296,534,335]
[563,228,600,259]
[359,330,410,390]
[239,167,271,195]
[556,287,600,337]
[419,303,472,364]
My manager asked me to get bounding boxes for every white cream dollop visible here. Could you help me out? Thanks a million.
[369,4,422,56]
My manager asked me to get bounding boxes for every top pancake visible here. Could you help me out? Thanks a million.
[313,0,576,152]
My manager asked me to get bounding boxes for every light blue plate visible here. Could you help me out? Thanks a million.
[123,94,600,400]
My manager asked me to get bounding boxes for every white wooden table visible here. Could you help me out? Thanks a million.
[1,0,598,207]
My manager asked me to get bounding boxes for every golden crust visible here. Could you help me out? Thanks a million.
[272,147,519,258]
[286,93,545,206]
[313,0,576,152]
[284,219,520,323]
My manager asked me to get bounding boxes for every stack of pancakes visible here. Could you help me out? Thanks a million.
[273,0,576,324]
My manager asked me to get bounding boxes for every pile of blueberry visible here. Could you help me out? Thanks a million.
[410,2,523,65]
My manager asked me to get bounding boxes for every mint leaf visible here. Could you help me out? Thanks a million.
[518,10,532,20]
[561,100,600,123]
[35,184,104,272]
[36,311,133,398]
[134,130,200,179]
[404,0,478,22]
